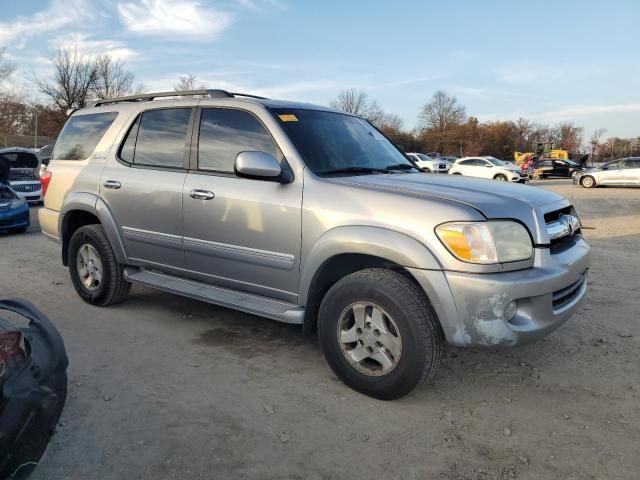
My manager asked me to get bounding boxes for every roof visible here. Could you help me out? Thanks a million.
[78,89,342,116]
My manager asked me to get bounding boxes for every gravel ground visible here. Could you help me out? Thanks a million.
[1,181,638,480]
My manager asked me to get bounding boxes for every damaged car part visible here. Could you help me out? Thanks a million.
[0,299,68,480]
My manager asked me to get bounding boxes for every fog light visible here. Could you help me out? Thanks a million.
[504,301,518,321]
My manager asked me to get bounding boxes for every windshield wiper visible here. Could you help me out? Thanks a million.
[383,163,421,172]
[317,166,390,176]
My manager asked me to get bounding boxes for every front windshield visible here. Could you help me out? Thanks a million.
[415,153,432,161]
[486,157,504,166]
[269,108,413,175]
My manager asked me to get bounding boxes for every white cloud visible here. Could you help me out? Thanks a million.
[534,103,640,121]
[234,0,286,10]
[0,0,91,45]
[50,33,138,62]
[448,85,540,101]
[118,0,233,39]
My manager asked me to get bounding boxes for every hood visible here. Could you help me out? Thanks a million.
[0,149,40,181]
[331,173,569,241]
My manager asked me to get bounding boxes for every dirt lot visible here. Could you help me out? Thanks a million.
[1,181,639,480]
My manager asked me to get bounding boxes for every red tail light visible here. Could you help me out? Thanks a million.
[40,170,53,197]
[0,331,24,362]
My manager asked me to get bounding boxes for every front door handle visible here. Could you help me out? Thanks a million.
[103,180,121,189]
[189,189,215,200]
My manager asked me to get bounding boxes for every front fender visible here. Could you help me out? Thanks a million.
[299,226,442,302]
[59,192,127,264]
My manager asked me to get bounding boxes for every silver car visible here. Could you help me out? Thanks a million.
[574,157,640,188]
[39,89,590,399]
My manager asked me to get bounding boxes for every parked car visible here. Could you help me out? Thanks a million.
[406,152,451,172]
[0,298,68,480]
[0,147,43,203]
[40,89,590,400]
[0,160,30,234]
[530,159,584,179]
[449,156,526,183]
[574,157,640,188]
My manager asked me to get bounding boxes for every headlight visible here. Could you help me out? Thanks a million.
[435,221,532,264]
[10,198,26,209]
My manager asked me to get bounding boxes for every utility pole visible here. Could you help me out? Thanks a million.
[34,108,38,149]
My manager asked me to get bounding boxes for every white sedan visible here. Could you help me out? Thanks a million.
[448,156,525,183]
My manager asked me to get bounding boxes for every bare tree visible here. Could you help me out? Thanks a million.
[589,128,607,162]
[35,48,101,110]
[174,74,207,91]
[0,48,16,84]
[92,56,135,99]
[330,88,385,124]
[555,121,584,154]
[419,90,467,153]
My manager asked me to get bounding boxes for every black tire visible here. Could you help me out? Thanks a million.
[318,269,443,400]
[9,227,28,234]
[452,172,462,175]
[68,224,131,306]
[581,176,595,188]
[494,174,507,181]
[424,168,432,173]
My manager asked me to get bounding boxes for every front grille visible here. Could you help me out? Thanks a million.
[545,207,581,249]
[11,183,40,193]
[552,274,586,311]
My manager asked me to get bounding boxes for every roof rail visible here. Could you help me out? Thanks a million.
[89,89,268,107]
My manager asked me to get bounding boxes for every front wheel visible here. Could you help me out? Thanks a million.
[318,269,443,400]
[581,176,595,188]
[68,225,131,306]
[494,174,507,181]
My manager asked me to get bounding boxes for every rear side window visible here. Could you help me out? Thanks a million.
[120,108,192,168]
[53,112,118,161]
[198,108,277,172]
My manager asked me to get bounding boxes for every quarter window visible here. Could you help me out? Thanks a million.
[198,109,278,173]
[120,108,192,168]
[53,112,118,161]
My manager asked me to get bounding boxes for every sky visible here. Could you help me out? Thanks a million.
[1,0,639,138]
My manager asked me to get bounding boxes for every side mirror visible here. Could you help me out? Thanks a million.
[235,151,289,183]
[486,164,493,168]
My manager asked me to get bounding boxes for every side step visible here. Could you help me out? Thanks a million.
[124,268,305,324]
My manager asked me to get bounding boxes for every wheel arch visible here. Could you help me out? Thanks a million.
[300,226,442,335]
[60,193,127,266]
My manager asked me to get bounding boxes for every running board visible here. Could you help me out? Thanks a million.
[124,268,304,324]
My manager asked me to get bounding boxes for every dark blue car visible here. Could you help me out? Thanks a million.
[0,182,30,234]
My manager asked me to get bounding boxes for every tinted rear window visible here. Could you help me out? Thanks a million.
[119,108,192,168]
[53,112,118,161]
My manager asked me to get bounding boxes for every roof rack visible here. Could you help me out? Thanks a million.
[89,89,268,107]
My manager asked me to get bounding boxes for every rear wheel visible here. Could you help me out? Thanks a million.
[318,269,443,400]
[9,227,28,234]
[494,174,507,181]
[581,176,595,188]
[68,225,131,306]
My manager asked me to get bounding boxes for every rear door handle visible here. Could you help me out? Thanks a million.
[189,189,215,200]
[103,180,121,189]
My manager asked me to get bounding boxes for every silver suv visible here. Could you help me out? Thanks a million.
[39,89,591,399]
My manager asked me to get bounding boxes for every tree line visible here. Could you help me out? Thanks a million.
[330,88,637,163]
[0,47,637,161]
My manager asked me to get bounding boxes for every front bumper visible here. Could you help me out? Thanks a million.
[0,205,30,231]
[409,235,591,347]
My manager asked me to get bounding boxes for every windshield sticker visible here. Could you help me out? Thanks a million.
[278,114,299,122]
